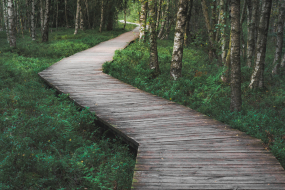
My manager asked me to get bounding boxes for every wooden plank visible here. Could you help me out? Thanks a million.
[38,26,285,189]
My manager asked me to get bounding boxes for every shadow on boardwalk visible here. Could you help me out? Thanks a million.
[39,27,285,189]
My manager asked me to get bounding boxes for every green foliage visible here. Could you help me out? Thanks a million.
[0,23,137,189]
[103,38,285,169]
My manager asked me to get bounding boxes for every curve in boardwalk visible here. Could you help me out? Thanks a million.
[39,27,285,189]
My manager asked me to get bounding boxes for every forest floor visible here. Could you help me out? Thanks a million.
[0,22,137,189]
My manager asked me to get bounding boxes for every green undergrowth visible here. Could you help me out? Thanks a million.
[103,38,285,169]
[0,22,137,189]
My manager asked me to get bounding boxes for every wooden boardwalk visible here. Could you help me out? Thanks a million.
[39,27,285,189]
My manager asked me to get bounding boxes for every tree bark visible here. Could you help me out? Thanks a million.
[31,0,35,40]
[230,0,241,112]
[79,3,84,30]
[65,0,68,27]
[149,0,160,77]
[74,0,80,34]
[99,0,104,32]
[160,18,174,40]
[85,0,90,29]
[123,0,127,29]
[272,0,285,75]
[3,0,9,43]
[201,0,215,61]
[56,0,58,31]
[184,0,193,47]
[220,0,227,64]
[249,0,272,89]
[40,0,44,33]
[156,0,162,31]
[139,0,148,42]
[246,0,257,67]
[240,0,247,60]
[7,0,16,47]
[157,0,169,39]
[170,0,188,80]
[42,0,50,42]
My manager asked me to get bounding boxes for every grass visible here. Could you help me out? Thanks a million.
[0,22,138,189]
[103,32,285,169]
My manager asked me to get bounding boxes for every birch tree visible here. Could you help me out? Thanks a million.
[79,3,84,31]
[99,0,103,32]
[230,0,241,112]
[7,0,16,47]
[149,0,160,76]
[74,0,80,34]
[184,0,193,47]
[65,0,68,27]
[157,0,169,39]
[249,0,272,89]
[219,0,226,64]
[3,0,10,43]
[139,0,148,42]
[42,0,50,42]
[272,0,285,75]
[246,0,258,67]
[170,0,188,80]
[31,0,36,40]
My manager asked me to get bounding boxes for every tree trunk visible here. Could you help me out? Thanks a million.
[99,0,103,32]
[221,31,231,83]
[40,0,44,33]
[184,0,193,46]
[246,0,257,67]
[74,0,80,34]
[139,0,148,42]
[157,0,169,39]
[3,0,10,43]
[211,0,217,40]
[65,0,68,27]
[240,0,247,60]
[31,0,35,40]
[272,0,285,75]
[201,0,215,61]
[156,0,162,31]
[249,0,272,89]
[79,3,84,31]
[161,18,174,40]
[230,0,241,112]
[85,0,90,29]
[42,0,50,42]
[56,0,58,31]
[7,0,16,47]
[170,0,188,80]
[220,0,227,64]
[149,0,160,77]
[123,0,127,30]
[106,2,114,31]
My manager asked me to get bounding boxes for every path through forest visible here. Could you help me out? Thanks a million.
[39,26,285,189]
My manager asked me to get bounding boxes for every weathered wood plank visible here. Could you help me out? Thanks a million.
[38,26,285,189]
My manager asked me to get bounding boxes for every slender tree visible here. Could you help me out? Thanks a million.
[149,0,160,76]
[65,0,68,27]
[3,0,10,43]
[79,3,84,30]
[170,0,188,80]
[220,0,227,64]
[99,0,104,32]
[249,0,272,89]
[157,0,169,39]
[156,0,162,31]
[74,0,80,34]
[42,0,50,42]
[272,0,285,75]
[7,0,16,47]
[139,0,148,42]
[230,0,241,112]
[246,0,258,67]
[31,0,36,40]
[184,0,193,46]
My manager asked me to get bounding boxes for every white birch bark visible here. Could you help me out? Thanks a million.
[7,0,16,47]
[3,0,9,43]
[99,0,103,32]
[31,0,35,40]
[74,0,80,34]
[42,0,50,42]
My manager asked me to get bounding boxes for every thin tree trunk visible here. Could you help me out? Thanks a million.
[56,0,58,31]
[240,0,247,60]
[230,0,241,112]
[149,0,160,77]
[246,0,257,67]
[85,0,90,29]
[3,0,9,43]
[157,0,169,39]
[99,0,103,32]
[65,0,68,27]
[211,0,217,40]
[220,0,227,64]
[201,0,215,61]
[31,0,35,40]
[272,0,285,75]
[156,0,162,31]
[42,0,50,42]
[184,0,193,46]
[7,0,15,47]
[74,0,80,34]
[170,0,188,80]
[249,0,272,89]
[123,0,127,30]
[139,0,148,42]
[40,0,44,33]
[79,3,84,30]
[161,18,174,40]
